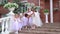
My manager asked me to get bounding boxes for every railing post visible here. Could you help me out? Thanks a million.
[1,20,5,34]
[5,19,9,34]
[0,17,10,34]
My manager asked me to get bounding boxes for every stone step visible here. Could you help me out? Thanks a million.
[43,25,60,27]
[10,30,60,34]
[42,25,60,28]
[37,27,60,29]
[1,23,60,34]
[19,31,60,34]
[21,28,60,32]
[19,32,60,34]
[43,23,60,26]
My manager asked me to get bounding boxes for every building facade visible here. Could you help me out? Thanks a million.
[0,0,60,23]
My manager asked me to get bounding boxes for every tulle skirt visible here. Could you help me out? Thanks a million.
[32,16,43,27]
[10,22,23,31]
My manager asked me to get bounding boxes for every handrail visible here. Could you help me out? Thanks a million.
[0,17,10,34]
[0,16,18,34]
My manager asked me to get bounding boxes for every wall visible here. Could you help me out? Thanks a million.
[40,0,45,22]
[0,0,12,18]
[53,0,60,22]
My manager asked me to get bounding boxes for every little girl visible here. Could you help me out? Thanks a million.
[21,14,29,29]
[32,11,43,27]
[9,13,23,34]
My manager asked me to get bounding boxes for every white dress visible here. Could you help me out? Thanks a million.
[27,11,33,26]
[9,16,23,31]
[32,12,43,27]
[21,16,28,26]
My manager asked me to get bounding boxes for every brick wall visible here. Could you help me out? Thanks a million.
[0,0,12,18]
[28,0,39,6]
[53,0,60,22]
[40,0,45,22]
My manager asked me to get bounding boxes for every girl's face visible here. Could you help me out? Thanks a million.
[15,14,20,18]
[28,8,31,11]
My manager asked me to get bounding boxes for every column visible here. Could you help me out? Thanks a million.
[50,0,53,23]
[39,0,40,6]
[39,0,40,11]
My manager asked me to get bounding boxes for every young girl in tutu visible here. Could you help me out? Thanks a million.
[32,11,43,27]
[9,13,23,34]
[21,14,29,29]
[26,8,36,29]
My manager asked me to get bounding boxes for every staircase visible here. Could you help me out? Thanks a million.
[0,23,60,34]
[18,23,60,34]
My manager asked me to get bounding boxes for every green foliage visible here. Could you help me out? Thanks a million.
[14,3,27,13]
[13,9,19,14]
[44,9,49,13]
[0,0,8,6]
[35,6,40,11]
[4,2,19,8]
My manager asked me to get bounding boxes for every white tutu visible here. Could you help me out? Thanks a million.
[9,17,23,31]
[32,12,43,27]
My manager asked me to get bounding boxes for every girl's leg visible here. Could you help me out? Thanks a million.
[25,26,28,29]
[31,24,36,29]
[15,31,18,34]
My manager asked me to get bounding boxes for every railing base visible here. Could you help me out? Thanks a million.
[1,32,5,34]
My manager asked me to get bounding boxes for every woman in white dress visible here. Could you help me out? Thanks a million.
[32,11,43,27]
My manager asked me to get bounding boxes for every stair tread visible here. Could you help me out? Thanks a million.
[2,23,60,34]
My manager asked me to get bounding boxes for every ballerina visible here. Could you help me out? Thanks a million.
[9,13,23,34]
[21,14,29,29]
[32,11,43,27]
[26,8,36,29]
